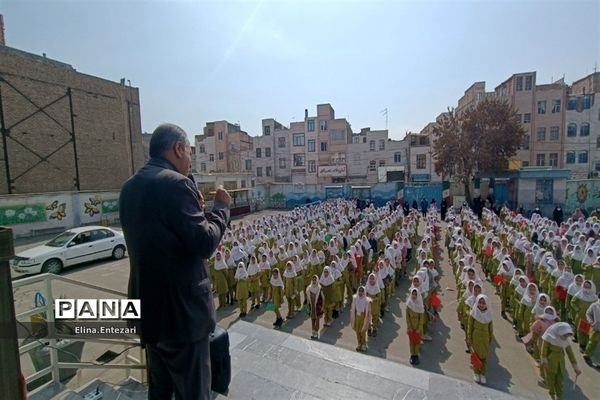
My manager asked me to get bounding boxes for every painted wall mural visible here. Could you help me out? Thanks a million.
[101,199,119,213]
[0,204,47,225]
[46,200,67,221]
[565,180,600,213]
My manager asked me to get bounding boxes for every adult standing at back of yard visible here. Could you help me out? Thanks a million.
[120,123,231,400]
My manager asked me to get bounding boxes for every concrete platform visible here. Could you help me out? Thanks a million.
[222,321,516,400]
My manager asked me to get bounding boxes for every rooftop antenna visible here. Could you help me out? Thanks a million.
[380,108,388,130]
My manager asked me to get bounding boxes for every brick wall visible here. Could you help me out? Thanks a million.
[0,46,144,194]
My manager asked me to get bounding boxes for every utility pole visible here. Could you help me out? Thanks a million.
[0,227,22,400]
[381,108,388,130]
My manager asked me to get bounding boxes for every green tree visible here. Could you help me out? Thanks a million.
[432,98,525,204]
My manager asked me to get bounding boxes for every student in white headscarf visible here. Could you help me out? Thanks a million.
[307,275,324,340]
[235,262,249,317]
[467,294,493,385]
[406,287,426,365]
[319,266,335,327]
[214,251,229,309]
[583,292,600,367]
[540,322,581,399]
[270,268,284,328]
[571,279,597,351]
[350,286,372,352]
[366,272,382,336]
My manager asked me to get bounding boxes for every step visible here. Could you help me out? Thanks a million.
[74,378,133,400]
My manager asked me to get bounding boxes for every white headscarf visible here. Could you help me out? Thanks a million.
[319,266,334,286]
[234,262,248,280]
[541,306,558,321]
[531,293,549,316]
[353,287,370,313]
[283,262,297,278]
[556,269,574,289]
[541,322,573,348]
[270,269,284,287]
[214,252,228,271]
[574,280,598,302]
[365,273,381,295]
[407,288,425,313]
[470,294,492,324]
[247,260,259,276]
[521,283,538,307]
[307,275,321,295]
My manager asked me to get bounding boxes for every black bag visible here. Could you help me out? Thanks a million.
[209,326,231,394]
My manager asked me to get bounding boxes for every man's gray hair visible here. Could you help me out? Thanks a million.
[149,123,189,158]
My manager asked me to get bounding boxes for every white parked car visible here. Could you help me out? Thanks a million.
[11,226,127,275]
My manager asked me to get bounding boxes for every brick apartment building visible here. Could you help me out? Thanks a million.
[0,45,144,194]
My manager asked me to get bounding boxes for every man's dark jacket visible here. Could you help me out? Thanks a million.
[120,157,230,344]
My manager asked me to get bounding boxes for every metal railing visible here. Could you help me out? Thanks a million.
[12,273,146,395]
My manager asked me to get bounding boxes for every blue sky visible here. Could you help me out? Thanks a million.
[2,0,598,140]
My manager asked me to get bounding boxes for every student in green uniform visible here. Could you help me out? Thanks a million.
[320,266,336,327]
[540,322,582,400]
[584,293,600,367]
[283,261,298,319]
[258,253,272,303]
[467,294,493,385]
[571,280,597,351]
[246,255,261,310]
[235,262,250,317]
[365,272,382,336]
[350,285,372,352]
[567,275,585,323]
[307,275,324,340]
[519,283,539,339]
[213,251,229,309]
[406,287,426,365]
[270,268,284,328]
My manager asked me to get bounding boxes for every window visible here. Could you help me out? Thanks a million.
[581,122,590,136]
[369,140,376,151]
[568,97,577,110]
[535,179,553,204]
[579,151,588,164]
[536,127,546,141]
[265,147,271,157]
[549,153,558,167]
[331,130,345,141]
[209,154,215,162]
[597,136,600,148]
[320,120,327,131]
[552,100,561,113]
[320,142,328,152]
[536,153,546,166]
[379,160,385,167]
[293,133,305,146]
[218,152,224,160]
[523,113,531,123]
[308,160,316,173]
[245,159,252,170]
[200,162,206,172]
[307,139,316,152]
[566,152,576,164]
[522,161,530,167]
[362,137,367,143]
[307,120,315,132]
[256,167,262,177]
[394,152,402,163]
[550,126,559,141]
[525,75,533,90]
[264,125,271,136]
[293,154,305,167]
[522,134,530,150]
[241,180,246,188]
[218,131,224,140]
[278,137,286,148]
[198,145,205,153]
[256,148,262,158]
[595,161,600,172]
[567,123,577,137]
[279,158,286,169]
[369,161,376,171]
[379,139,385,151]
[266,166,272,177]
[516,76,523,91]
[416,154,427,169]
[537,100,546,114]
[583,95,593,109]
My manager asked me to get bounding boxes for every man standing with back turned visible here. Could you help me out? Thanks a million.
[120,123,231,400]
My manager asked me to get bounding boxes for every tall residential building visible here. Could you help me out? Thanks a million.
[347,128,408,184]
[493,72,567,168]
[195,121,253,174]
[456,82,493,115]
[564,72,600,178]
